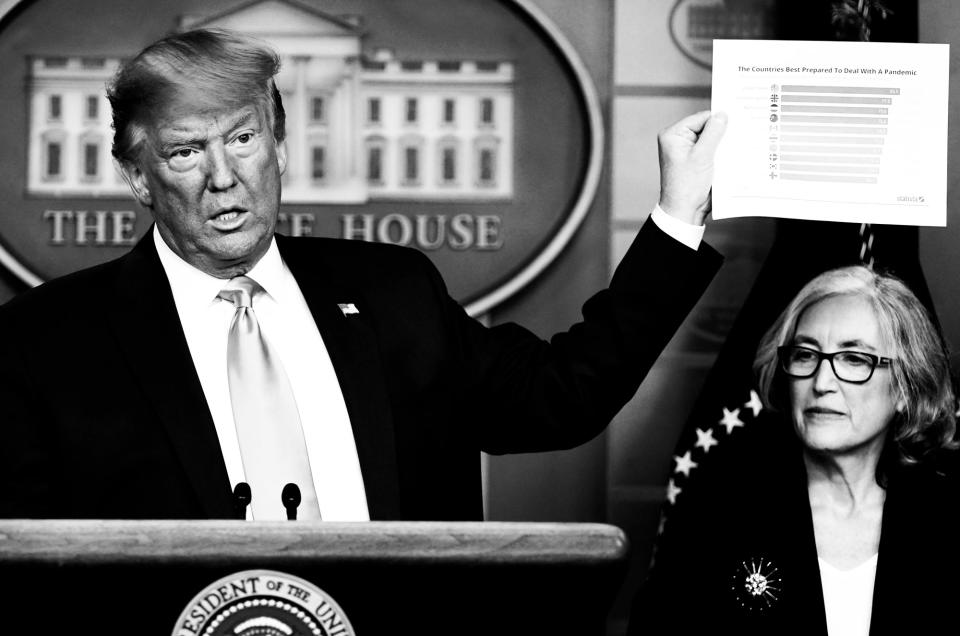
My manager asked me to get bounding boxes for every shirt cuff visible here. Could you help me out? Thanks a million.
[650,205,705,250]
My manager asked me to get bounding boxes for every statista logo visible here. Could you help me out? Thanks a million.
[896,195,926,203]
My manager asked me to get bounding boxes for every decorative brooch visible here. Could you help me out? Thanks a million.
[729,556,783,614]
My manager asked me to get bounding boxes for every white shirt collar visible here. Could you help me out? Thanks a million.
[152,225,288,311]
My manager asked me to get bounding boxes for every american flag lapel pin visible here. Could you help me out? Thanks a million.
[338,303,359,316]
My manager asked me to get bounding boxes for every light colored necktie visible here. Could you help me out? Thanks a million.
[218,276,321,520]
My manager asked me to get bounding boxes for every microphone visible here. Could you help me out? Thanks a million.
[281,483,301,521]
[233,482,252,520]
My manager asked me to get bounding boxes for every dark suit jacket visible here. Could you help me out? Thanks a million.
[0,219,721,520]
[630,421,960,635]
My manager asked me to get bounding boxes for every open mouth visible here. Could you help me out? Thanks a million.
[209,208,247,229]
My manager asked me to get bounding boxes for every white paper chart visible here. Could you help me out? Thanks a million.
[711,39,949,226]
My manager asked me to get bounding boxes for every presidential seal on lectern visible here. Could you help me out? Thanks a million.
[173,570,355,636]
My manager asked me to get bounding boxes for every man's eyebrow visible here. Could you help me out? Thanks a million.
[156,130,204,153]
[223,110,259,132]
[154,110,261,153]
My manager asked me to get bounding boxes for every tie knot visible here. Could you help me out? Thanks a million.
[217,276,263,309]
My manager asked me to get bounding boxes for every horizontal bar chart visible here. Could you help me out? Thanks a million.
[769,84,896,185]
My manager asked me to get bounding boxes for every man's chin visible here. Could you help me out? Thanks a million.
[195,238,272,278]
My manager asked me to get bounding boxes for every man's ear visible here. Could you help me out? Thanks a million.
[276,139,288,176]
[117,159,152,207]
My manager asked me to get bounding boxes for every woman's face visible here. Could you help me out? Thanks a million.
[788,294,902,457]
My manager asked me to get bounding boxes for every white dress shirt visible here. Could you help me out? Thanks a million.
[650,204,705,250]
[153,228,369,521]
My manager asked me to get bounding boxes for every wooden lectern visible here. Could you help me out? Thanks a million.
[0,520,629,635]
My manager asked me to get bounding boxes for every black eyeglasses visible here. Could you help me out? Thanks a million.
[777,345,893,384]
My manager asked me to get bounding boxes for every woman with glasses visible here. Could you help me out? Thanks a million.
[631,265,958,635]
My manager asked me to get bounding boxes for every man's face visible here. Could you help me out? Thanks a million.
[121,102,287,278]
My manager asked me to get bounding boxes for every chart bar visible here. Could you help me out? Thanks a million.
[780,115,888,124]
[779,155,881,164]
[780,85,900,95]
[781,95,892,105]
[779,125,887,134]
[779,136,884,145]
[780,105,888,115]
[779,145,883,154]
[779,173,878,183]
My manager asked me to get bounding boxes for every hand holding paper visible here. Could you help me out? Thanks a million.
[658,110,728,226]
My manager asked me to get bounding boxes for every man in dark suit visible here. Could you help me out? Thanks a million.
[0,29,726,521]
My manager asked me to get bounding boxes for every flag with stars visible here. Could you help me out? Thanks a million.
[652,0,936,550]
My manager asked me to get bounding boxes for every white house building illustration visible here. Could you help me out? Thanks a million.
[26,0,515,203]
[27,56,127,198]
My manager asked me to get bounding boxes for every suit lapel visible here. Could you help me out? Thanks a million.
[786,458,829,634]
[749,435,828,633]
[106,232,234,518]
[869,470,913,635]
[278,236,401,520]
